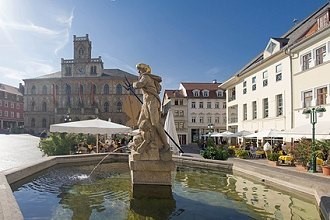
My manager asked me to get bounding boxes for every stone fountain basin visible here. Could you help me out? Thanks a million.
[0,153,328,219]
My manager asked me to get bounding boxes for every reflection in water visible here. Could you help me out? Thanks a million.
[13,163,321,220]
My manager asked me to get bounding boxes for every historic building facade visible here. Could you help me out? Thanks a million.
[23,34,142,135]
[0,83,24,133]
[162,81,226,145]
[219,3,330,136]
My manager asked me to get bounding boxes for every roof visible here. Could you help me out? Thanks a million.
[164,89,185,98]
[235,3,330,77]
[24,69,137,81]
[0,83,22,96]
[180,82,225,99]
[181,82,222,91]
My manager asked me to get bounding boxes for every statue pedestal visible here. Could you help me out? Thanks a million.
[129,151,175,188]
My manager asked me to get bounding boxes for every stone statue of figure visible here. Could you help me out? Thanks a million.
[132,63,170,154]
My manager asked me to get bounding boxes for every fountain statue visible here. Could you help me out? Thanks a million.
[128,63,175,199]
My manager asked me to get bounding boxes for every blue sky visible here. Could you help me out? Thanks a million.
[0,0,326,90]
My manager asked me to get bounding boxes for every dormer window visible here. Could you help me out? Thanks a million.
[202,90,209,97]
[193,90,200,97]
[267,41,277,54]
[317,9,330,30]
[216,90,223,97]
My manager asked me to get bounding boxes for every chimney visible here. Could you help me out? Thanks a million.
[212,79,217,84]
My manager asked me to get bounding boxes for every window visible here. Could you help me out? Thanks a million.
[16,103,20,109]
[216,90,223,97]
[252,101,257,119]
[179,99,183,105]
[11,112,14,118]
[243,104,247,120]
[65,84,71,95]
[317,10,330,29]
[31,85,36,95]
[215,116,220,123]
[222,113,226,124]
[276,94,283,116]
[0,110,2,116]
[317,87,327,105]
[302,52,311,71]
[252,77,256,91]
[223,102,226,109]
[11,103,14,108]
[91,66,97,75]
[4,101,8,107]
[263,98,269,118]
[263,71,268,87]
[116,84,122,95]
[116,102,122,112]
[4,92,7,99]
[179,110,184,116]
[192,116,196,123]
[4,111,8,117]
[315,45,326,65]
[303,91,313,108]
[42,118,47,128]
[103,84,109,95]
[0,100,2,106]
[174,110,179,116]
[191,102,196,108]
[174,99,179,105]
[65,66,72,76]
[199,116,204,123]
[199,102,203,108]
[207,116,212,124]
[31,118,35,128]
[104,102,109,112]
[215,102,219,108]
[276,64,282,82]
[31,101,35,111]
[42,102,47,112]
[16,112,20,118]
[207,102,211,109]
[193,90,199,97]
[243,80,247,94]
[42,85,47,94]
[203,90,209,97]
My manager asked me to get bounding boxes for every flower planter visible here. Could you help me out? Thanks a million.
[322,165,330,176]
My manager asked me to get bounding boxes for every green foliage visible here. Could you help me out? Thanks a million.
[202,145,229,160]
[39,133,79,156]
[227,148,235,157]
[315,139,330,162]
[267,152,280,161]
[292,138,312,167]
[234,149,249,159]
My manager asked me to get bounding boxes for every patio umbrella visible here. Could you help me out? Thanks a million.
[211,131,234,137]
[281,121,330,139]
[164,109,181,155]
[244,129,284,138]
[50,118,132,152]
[228,130,253,138]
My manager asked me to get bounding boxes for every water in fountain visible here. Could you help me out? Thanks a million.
[88,145,129,177]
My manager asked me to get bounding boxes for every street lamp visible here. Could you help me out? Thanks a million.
[207,123,214,139]
[64,113,72,123]
[302,106,326,173]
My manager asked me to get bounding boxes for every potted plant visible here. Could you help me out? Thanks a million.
[291,138,312,170]
[267,152,280,166]
[315,140,330,175]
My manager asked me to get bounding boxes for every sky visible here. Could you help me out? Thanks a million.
[0,0,327,91]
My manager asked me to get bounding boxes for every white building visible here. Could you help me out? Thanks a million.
[219,3,330,136]
[162,82,226,145]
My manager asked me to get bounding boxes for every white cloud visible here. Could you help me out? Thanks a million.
[103,54,137,74]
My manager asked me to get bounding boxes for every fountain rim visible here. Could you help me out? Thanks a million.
[0,153,328,220]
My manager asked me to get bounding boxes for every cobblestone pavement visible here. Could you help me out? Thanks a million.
[0,134,44,171]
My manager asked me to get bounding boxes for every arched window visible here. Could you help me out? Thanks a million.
[42,118,47,128]
[104,102,109,112]
[31,118,35,128]
[116,84,122,95]
[116,101,122,112]
[90,66,97,75]
[55,85,59,95]
[103,84,109,95]
[42,102,47,112]
[42,85,47,94]
[65,84,71,95]
[31,101,35,111]
[31,85,36,95]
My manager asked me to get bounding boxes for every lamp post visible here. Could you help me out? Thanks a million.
[64,113,72,123]
[207,123,214,140]
[302,106,326,173]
